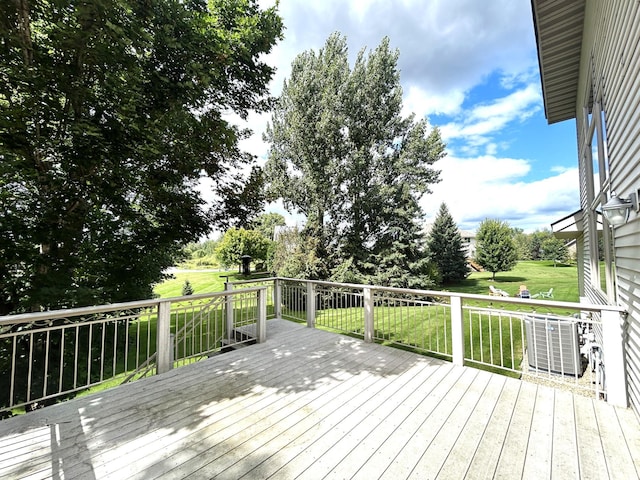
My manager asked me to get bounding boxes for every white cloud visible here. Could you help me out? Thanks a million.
[214,1,579,235]
[259,0,536,114]
[438,84,542,151]
[422,156,579,232]
[402,84,465,118]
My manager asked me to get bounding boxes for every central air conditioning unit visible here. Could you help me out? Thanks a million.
[524,315,582,377]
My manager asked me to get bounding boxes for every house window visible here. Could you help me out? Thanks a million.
[583,93,616,303]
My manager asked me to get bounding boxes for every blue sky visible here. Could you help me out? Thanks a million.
[208,0,582,233]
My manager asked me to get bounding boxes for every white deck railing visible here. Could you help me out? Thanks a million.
[0,287,267,415]
[230,277,627,406]
[0,277,628,416]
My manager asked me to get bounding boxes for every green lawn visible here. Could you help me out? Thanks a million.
[153,270,269,298]
[155,261,578,301]
[448,260,579,302]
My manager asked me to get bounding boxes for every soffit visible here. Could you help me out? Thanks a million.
[551,209,602,239]
[531,0,586,124]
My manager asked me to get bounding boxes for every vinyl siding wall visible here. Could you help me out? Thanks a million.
[576,0,640,416]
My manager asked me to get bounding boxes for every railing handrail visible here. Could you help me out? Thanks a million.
[0,287,268,326]
[272,277,626,314]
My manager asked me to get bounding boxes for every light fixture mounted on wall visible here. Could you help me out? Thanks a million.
[602,189,640,226]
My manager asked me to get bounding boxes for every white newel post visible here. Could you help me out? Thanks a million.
[257,288,267,343]
[450,295,464,366]
[363,287,374,343]
[274,279,282,319]
[156,301,173,374]
[306,281,316,328]
[602,309,628,407]
[225,282,234,342]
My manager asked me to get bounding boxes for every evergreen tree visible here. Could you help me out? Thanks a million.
[475,219,518,281]
[426,203,468,283]
[182,280,194,296]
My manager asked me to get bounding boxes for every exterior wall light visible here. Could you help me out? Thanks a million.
[602,190,639,226]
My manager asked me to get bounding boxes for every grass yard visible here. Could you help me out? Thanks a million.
[155,261,579,301]
[449,260,579,302]
[153,270,270,298]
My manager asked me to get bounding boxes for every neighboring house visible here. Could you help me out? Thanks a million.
[423,223,476,258]
[459,229,477,258]
[532,0,640,417]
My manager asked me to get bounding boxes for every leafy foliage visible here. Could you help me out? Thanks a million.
[0,0,283,313]
[426,203,468,283]
[475,219,518,280]
[510,228,570,262]
[215,228,271,268]
[264,33,444,287]
[541,236,569,263]
[249,212,286,240]
[270,227,324,280]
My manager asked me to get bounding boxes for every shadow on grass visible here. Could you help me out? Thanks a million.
[489,276,528,283]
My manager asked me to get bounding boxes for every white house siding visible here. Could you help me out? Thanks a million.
[575,1,640,416]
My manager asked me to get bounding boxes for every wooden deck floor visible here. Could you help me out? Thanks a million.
[1,319,639,480]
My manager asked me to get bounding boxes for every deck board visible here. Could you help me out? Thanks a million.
[0,319,639,480]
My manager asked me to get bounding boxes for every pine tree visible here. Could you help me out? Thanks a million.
[182,280,194,296]
[426,203,468,283]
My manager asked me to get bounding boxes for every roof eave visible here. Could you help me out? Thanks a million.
[531,0,586,124]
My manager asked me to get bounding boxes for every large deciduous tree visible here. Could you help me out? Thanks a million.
[426,203,468,283]
[475,219,518,281]
[264,33,444,287]
[0,0,283,313]
[215,227,270,269]
[249,212,286,240]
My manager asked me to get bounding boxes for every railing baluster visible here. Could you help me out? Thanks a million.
[44,330,50,399]
[10,336,16,408]
[27,332,34,403]
[59,331,65,394]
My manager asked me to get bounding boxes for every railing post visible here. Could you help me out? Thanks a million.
[274,279,282,319]
[450,295,464,366]
[363,287,374,343]
[602,309,628,407]
[156,301,172,375]
[225,282,234,342]
[306,281,316,328]
[257,288,267,343]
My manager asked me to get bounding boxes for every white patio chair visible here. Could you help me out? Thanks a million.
[540,288,554,298]
[489,285,509,297]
